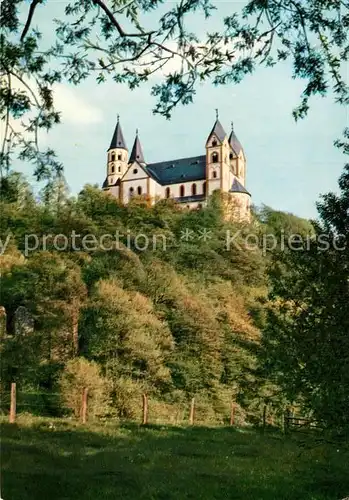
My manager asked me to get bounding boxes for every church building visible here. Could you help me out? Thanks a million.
[102,113,251,220]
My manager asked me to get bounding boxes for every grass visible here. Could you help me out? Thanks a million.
[1,416,349,500]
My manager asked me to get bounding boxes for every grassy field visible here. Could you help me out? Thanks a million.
[1,417,349,500]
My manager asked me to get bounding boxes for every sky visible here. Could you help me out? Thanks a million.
[18,1,348,219]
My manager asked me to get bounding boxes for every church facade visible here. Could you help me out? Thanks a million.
[102,114,251,220]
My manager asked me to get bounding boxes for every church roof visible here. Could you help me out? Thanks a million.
[207,119,227,143]
[129,133,145,163]
[229,178,250,196]
[109,117,127,150]
[146,155,206,185]
[228,128,243,156]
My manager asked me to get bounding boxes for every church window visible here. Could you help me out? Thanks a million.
[191,183,197,195]
[212,171,217,179]
[165,187,170,198]
[118,166,121,172]
[137,186,142,195]
[111,164,115,173]
[118,154,122,160]
[212,139,217,147]
[211,152,219,163]
[229,153,233,160]
[133,169,138,174]
[203,181,207,195]
[180,185,185,197]
[111,153,115,162]
[129,187,134,196]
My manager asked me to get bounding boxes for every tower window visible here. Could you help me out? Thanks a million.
[118,154,122,161]
[212,140,217,147]
[212,171,217,179]
[133,169,138,174]
[118,166,121,172]
[191,183,197,196]
[111,164,115,173]
[180,185,185,197]
[111,153,115,162]
[137,186,142,195]
[229,153,233,160]
[165,187,170,198]
[211,152,219,163]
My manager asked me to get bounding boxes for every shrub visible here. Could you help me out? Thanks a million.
[59,358,112,419]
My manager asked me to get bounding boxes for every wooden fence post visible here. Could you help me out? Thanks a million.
[81,388,88,424]
[142,394,148,425]
[189,397,195,425]
[9,382,16,424]
[262,404,267,432]
[230,402,235,426]
[283,407,290,434]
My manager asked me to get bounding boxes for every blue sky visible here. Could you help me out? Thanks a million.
[22,1,348,219]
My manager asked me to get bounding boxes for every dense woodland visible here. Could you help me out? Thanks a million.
[0,165,348,429]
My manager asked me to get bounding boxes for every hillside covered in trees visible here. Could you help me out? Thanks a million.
[0,171,314,424]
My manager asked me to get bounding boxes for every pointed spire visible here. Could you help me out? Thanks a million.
[129,130,145,164]
[207,111,227,144]
[109,115,127,150]
[228,121,243,156]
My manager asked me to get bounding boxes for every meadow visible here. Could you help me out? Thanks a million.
[1,417,349,500]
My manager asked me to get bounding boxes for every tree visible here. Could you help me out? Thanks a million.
[1,0,348,177]
[261,158,349,429]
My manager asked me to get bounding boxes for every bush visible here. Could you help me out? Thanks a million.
[59,358,112,420]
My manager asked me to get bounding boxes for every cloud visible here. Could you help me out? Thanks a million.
[53,84,103,125]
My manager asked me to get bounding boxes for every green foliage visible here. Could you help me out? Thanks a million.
[262,162,349,429]
[59,357,112,419]
[1,1,348,176]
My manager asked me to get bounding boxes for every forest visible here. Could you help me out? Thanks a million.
[1,166,348,430]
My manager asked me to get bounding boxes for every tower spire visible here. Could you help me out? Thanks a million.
[129,130,145,164]
[215,108,219,120]
[109,115,127,150]
[228,121,243,156]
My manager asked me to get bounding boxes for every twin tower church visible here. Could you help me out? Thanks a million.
[102,113,251,220]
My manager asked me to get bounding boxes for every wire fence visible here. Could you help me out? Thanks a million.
[1,383,322,431]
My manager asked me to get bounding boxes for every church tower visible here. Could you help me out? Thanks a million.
[105,115,128,189]
[205,111,230,196]
[129,130,145,166]
[228,122,245,185]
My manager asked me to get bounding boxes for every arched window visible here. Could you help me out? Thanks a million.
[191,183,197,195]
[137,186,142,195]
[118,166,121,172]
[133,169,138,174]
[180,185,185,197]
[129,187,134,197]
[203,181,207,195]
[111,164,115,173]
[212,139,217,147]
[212,171,217,179]
[211,152,219,163]
[229,153,233,160]
[165,187,170,198]
[111,153,115,162]
[118,154,122,161]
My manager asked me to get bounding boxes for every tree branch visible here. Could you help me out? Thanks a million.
[91,0,155,38]
[20,0,42,42]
